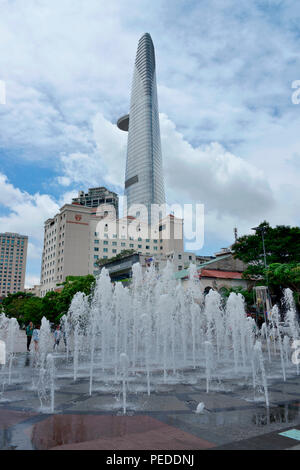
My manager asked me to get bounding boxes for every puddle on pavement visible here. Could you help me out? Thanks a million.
[29,414,164,449]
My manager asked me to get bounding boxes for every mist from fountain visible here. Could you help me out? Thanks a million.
[0,262,299,413]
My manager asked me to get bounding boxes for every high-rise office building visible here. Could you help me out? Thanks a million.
[0,232,28,296]
[118,33,165,223]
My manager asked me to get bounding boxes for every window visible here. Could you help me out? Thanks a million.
[94,247,99,252]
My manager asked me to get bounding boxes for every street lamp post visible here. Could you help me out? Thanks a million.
[252,225,271,324]
[252,226,267,269]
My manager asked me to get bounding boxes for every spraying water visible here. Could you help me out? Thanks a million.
[0,264,299,412]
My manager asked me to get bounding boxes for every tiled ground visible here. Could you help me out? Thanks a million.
[1,352,300,450]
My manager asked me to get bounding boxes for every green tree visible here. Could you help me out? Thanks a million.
[2,292,35,325]
[219,286,255,311]
[96,249,136,266]
[265,263,300,290]
[41,291,61,324]
[232,221,300,279]
[55,275,95,319]
[1,275,96,325]
[21,297,43,326]
[1,292,45,326]
[265,263,300,307]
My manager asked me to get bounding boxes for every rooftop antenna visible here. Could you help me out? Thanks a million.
[234,227,238,242]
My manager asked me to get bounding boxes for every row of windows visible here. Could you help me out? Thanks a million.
[94,245,162,253]
[94,238,160,245]
[0,239,24,244]
[0,274,22,278]
[1,248,24,252]
[94,232,163,242]
[0,283,22,287]
[0,262,23,266]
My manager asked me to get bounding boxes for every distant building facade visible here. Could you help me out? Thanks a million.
[98,251,197,283]
[40,201,184,297]
[0,232,28,296]
[24,284,41,297]
[175,252,250,292]
[72,187,119,217]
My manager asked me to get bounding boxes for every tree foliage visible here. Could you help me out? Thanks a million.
[55,275,95,318]
[1,275,95,326]
[265,263,300,307]
[219,286,255,310]
[232,221,300,279]
[96,249,136,266]
[1,292,42,325]
[265,263,300,290]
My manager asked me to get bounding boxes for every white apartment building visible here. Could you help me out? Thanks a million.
[40,203,185,297]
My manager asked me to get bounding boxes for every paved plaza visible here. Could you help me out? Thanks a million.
[0,335,300,450]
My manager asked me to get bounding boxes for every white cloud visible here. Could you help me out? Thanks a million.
[0,0,300,270]
[57,113,127,190]
[58,189,79,207]
[56,111,277,249]
[27,242,42,261]
[160,114,274,219]
[0,173,60,285]
[25,275,41,289]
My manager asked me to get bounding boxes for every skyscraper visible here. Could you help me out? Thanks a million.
[118,33,165,224]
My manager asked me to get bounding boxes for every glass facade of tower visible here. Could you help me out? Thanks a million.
[122,33,165,223]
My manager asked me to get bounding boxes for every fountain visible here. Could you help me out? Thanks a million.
[0,262,299,414]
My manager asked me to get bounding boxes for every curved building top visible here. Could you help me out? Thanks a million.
[117,32,166,223]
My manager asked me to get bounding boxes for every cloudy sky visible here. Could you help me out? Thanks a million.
[0,0,300,287]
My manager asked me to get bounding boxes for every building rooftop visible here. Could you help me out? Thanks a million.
[173,253,232,280]
[0,232,28,238]
[200,269,243,280]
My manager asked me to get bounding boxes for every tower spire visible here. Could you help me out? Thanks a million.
[118,33,165,224]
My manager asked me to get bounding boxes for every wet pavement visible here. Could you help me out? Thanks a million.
[1,351,300,450]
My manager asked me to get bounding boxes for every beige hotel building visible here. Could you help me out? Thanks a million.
[40,201,186,297]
